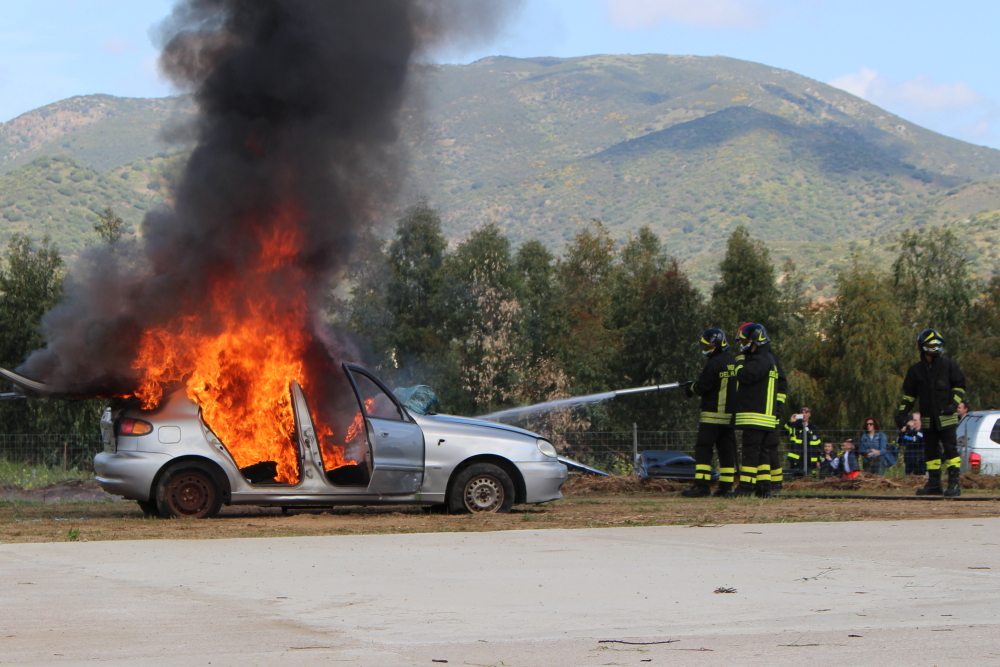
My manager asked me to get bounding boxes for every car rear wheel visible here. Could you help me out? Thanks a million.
[156,463,223,519]
[448,463,515,514]
[137,499,160,517]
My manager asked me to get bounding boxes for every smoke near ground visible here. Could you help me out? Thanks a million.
[19,0,519,393]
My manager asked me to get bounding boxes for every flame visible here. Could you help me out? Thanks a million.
[343,397,374,445]
[131,207,358,483]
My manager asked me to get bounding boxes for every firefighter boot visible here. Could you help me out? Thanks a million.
[944,467,962,497]
[726,483,755,498]
[915,469,943,496]
[771,481,783,496]
[712,482,732,497]
[755,480,772,498]
[681,481,711,498]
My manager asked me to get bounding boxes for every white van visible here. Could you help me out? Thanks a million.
[956,411,1000,475]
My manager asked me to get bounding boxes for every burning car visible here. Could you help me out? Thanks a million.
[84,363,564,518]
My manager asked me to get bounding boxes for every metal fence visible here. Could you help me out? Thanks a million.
[551,428,923,475]
[0,428,924,486]
[0,435,105,488]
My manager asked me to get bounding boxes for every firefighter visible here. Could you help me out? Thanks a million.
[682,328,738,497]
[736,322,787,496]
[895,329,966,496]
[767,352,788,494]
[730,323,779,498]
[785,407,821,476]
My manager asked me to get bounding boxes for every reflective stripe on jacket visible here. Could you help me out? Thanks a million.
[734,347,779,431]
[692,350,738,425]
[897,356,966,432]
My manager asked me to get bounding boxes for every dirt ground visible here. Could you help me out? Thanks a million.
[1,474,999,544]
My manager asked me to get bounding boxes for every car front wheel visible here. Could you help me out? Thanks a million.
[449,463,515,514]
[156,463,223,519]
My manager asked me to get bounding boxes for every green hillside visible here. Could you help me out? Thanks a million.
[403,55,1000,258]
[3,54,1000,287]
[0,94,193,174]
[0,154,176,255]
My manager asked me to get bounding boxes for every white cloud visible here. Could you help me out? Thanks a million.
[830,66,986,114]
[827,66,880,100]
[604,0,772,29]
[829,67,1000,147]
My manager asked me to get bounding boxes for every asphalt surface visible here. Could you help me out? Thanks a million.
[2,518,999,666]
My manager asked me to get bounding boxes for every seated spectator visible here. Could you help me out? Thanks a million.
[831,438,860,479]
[818,442,837,479]
[898,414,926,476]
[860,417,895,475]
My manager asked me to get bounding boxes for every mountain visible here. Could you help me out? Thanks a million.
[0,154,175,255]
[3,54,1000,288]
[0,95,193,174]
[403,55,1000,262]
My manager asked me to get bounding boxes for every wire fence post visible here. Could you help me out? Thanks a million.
[62,441,67,472]
[632,422,638,472]
[802,424,809,476]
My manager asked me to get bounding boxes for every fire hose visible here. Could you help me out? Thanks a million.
[478,382,684,422]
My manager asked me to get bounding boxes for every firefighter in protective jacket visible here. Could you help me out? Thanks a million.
[766,353,788,493]
[785,408,821,475]
[896,329,966,496]
[736,323,788,494]
[682,328,738,497]
[731,323,780,498]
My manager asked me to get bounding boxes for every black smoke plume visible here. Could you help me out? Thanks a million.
[19,0,518,393]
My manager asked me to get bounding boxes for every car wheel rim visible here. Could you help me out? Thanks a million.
[464,475,504,512]
[170,473,213,516]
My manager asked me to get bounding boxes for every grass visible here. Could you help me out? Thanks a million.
[0,459,93,490]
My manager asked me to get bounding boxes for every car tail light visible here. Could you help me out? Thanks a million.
[119,418,154,436]
[970,452,981,473]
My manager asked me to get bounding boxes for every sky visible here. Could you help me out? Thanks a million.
[1,0,997,148]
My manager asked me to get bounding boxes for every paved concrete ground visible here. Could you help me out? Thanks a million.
[2,518,1000,666]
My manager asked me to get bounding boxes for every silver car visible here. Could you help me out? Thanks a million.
[87,363,566,518]
[957,410,1000,475]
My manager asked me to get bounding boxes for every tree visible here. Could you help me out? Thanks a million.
[93,207,125,245]
[0,235,103,435]
[613,256,706,429]
[385,201,447,359]
[709,226,784,346]
[0,235,64,366]
[776,258,808,343]
[514,239,560,364]
[433,222,516,343]
[961,276,1000,410]
[892,228,974,353]
[555,221,619,395]
[460,282,521,413]
[788,258,910,429]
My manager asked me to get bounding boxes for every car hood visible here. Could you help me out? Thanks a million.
[416,413,542,439]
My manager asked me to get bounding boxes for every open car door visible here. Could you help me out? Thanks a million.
[290,381,327,488]
[343,364,425,495]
